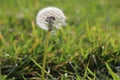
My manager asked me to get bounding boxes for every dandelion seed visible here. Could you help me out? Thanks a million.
[36,7,66,80]
[36,7,66,31]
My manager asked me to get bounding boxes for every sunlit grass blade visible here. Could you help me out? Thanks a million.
[30,57,54,79]
[105,62,120,80]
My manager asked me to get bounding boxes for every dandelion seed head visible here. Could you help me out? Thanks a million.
[36,7,66,31]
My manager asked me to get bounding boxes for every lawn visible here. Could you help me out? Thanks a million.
[0,0,120,80]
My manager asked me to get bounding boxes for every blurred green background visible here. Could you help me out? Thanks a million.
[0,0,120,80]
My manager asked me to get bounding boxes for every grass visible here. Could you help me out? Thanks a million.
[0,0,120,80]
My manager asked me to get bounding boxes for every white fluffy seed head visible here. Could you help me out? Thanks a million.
[36,7,66,31]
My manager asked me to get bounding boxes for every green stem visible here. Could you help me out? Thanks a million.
[41,31,50,80]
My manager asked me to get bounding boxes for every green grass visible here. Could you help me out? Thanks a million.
[0,0,120,80]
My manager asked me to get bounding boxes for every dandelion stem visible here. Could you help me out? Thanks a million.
[41,31,50,80]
